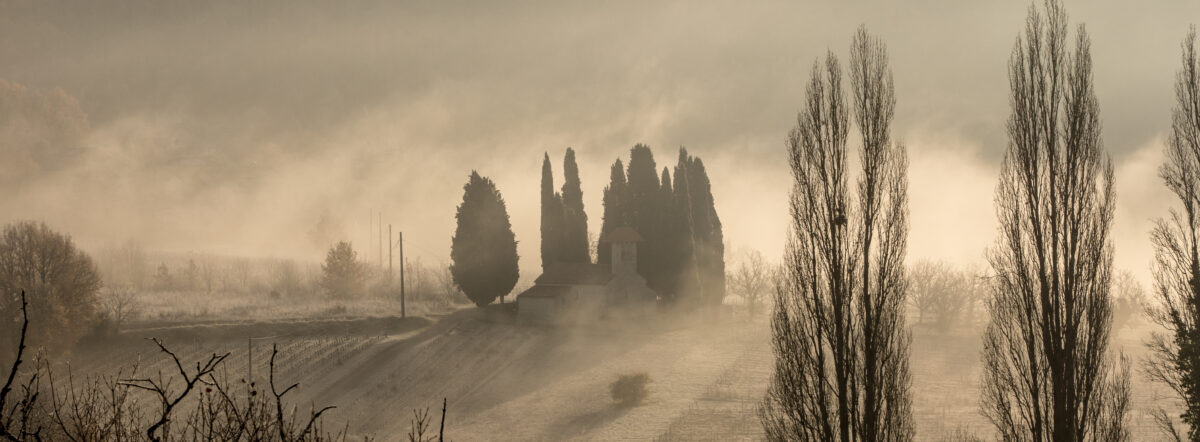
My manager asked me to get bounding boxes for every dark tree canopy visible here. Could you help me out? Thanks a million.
[626,144,663,291]
[595,145,725,305]
[320,241,366,299]
[0,221,101,356]
[560,147,590,263]
[451,171,520,307]
[675,149,725,305]
[668,155,699,303]
[540,153,565,270]
[980,2,1129,440]
[598,159,627,266]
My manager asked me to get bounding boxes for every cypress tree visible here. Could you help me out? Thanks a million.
[560,148,590,263]
[658,166,682,301]
[451,171,520,306]
[540,153,565,270]
[598,159,627,266]
[671,152,701,304]
[686,156,725,305]
[626,144,663,290]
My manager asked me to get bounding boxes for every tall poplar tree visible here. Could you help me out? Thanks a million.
[760,26,913,442]
[979,2,1130,440]
[1144,27,1200,442]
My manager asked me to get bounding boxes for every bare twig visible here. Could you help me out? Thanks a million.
[0,291,32,442]
[119,338,229,441]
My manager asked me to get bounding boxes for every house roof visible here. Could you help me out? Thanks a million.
[517,284,572,299]
[534,262,613,286]
[600,226,644,243]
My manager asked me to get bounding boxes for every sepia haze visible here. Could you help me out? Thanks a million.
[1,0,1195,284]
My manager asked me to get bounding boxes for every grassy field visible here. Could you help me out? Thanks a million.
[60,300,1184,441]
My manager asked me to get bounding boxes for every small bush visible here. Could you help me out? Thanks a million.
[610,373,651,407]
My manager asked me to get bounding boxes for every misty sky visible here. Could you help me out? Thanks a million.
[2,0,1198,284]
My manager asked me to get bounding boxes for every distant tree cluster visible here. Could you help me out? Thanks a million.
[597,145,725,305]
[540,148,590,268]
[907,261,986,332]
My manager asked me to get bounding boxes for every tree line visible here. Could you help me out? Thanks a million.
[447,144,730,309]
[594,145,725,305]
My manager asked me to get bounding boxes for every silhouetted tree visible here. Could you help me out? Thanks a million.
[1146,26,1200,442]
[676,149,726,305]
[451,171,519,306]
[686,155,715,303]
[658,167,682,298]
[540,153,565,270]
[669,157,700,303]
[561,148,590,263]
[626,145,665,291]
[0,221,102,356]
[760,26,913,442]
[979,2,1129,441]
[320,241,366,299]
[599,159,628,266]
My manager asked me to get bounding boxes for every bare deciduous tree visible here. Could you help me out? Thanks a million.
[1109,270,1145,333]
[760,25,913,442]
[0,292,364,441]
[909,261,986,332]
[1145,26,1200,442]
[0,221,102,356]
[729,250,771,317]
[979,2,1130,440]
[101,286,141,333]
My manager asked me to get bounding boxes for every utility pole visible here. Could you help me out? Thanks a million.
[388,224,393,282]
[378,212,383,269]
[399,231,406,318]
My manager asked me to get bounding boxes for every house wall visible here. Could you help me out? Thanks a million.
[611,242,637,276]
[603,272,656,319]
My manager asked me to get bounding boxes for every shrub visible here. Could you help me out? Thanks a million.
[0,292,349,441]
[609,373,651,407]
